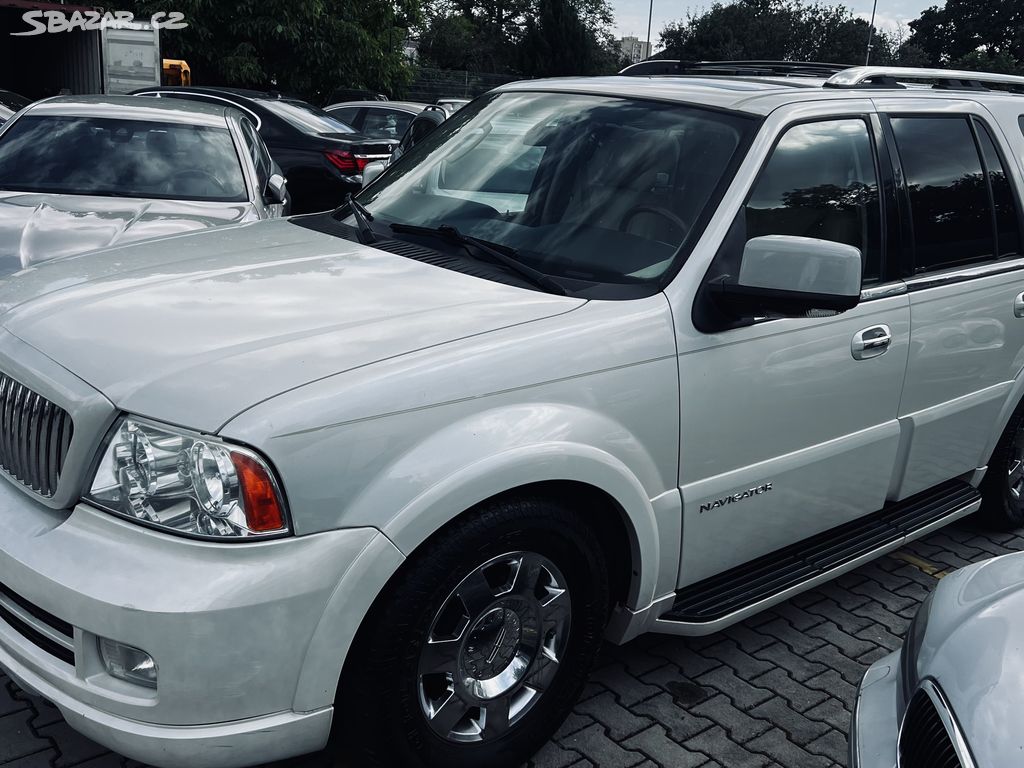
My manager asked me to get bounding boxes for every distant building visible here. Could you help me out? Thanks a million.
[618,36,652,64]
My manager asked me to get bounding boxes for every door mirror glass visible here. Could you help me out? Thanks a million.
[362,160,387,187]
[718,235,862,317]
[264,173,288,205]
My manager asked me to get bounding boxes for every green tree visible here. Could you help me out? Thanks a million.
[417,0,618,76]
[519,0,616,76]
[131,0,419,102]
[658,0,893,65]
[902,0,1023,74]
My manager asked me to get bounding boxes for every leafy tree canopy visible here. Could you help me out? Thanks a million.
[658,0,894,65]
[418,0,620,77]
[903,0,1023,74]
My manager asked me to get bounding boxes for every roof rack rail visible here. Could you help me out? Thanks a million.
[620,60,849,78]
[825,66,1024,92]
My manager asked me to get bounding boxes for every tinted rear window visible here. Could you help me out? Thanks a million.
[892,116,994,271]
[0,115,247,202]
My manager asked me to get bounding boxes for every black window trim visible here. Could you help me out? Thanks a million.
[882,111,1024,289]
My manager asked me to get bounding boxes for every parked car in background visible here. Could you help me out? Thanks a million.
[851,550,1024,768]
[361,105,450,185]
[0,89,29,126]
[435,97,470,111]
[132,86,395,213]
[0,95,288,277]
[325,100,426,141]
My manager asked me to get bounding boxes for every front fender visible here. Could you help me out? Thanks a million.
[375,438,661,608]
[298,397,674,609]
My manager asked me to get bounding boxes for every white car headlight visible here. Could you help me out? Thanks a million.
[85,417,289,540]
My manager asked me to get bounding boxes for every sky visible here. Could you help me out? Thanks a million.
[612,0,939,49]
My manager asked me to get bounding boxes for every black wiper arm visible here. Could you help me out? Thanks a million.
[332,194,376,244]
[390,222,567,296]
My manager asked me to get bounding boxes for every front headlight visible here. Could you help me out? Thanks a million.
[85,417,289,540]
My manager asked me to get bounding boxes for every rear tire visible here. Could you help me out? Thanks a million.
[333,496,610,768]
[979,402,1024,529]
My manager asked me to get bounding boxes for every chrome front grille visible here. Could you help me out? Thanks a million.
[898,682,973,768]
[0,371,73,497]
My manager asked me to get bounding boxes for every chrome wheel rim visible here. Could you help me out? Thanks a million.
[417,551,571,743]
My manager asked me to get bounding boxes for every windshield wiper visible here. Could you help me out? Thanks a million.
[390,222,567,296]
[333,194,376,244]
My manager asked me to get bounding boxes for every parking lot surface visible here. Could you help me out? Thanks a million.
[2,515,1020,768]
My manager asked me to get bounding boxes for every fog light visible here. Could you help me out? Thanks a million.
[99,638,157,689]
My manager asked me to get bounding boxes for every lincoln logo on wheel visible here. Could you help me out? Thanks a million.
[700,483,774,513]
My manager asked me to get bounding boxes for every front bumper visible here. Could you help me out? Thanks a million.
[0,476,396,767]
[849,650,901,768]
[1,652,331,768]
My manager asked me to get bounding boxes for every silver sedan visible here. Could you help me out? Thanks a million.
[850,551,1024,767]
[0,95,288,278]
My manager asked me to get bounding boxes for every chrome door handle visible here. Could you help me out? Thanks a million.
[1014,292,1024,318]
[852,324,892,360]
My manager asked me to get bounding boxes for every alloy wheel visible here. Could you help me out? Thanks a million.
[417,551,572,743]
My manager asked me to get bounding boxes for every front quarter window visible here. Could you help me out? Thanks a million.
[358,92,755,291]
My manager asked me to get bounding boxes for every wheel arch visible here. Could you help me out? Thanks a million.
[290,467,660,715]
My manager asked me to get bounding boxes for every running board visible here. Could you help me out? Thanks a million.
[660,479,980,626]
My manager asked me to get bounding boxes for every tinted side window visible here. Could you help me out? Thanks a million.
[328,107,361,129]
[746,119,882,282]
[891,117,993,272]
[975,120,1021,258]
[361,108,413,140]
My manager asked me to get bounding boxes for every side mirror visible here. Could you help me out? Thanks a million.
[264,173,288,205]
[715,235,862,318]
[362,160,387,187]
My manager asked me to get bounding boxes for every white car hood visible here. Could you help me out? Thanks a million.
[0,218,583,430]
[0,191,254,277]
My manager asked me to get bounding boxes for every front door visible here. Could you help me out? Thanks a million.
[674,106,911,587]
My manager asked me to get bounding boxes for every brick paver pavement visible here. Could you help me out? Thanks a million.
[2,516,1020,768]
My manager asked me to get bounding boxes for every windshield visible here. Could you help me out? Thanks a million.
[357,91,753,286]
[0,115,248,202]
[260,99,355,135]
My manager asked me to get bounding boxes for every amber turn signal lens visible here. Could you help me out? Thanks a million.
[232,451,286,533]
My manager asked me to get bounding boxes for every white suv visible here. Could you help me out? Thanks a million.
[0,64,1023,768]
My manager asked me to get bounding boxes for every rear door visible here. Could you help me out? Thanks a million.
[879,100,1024,498]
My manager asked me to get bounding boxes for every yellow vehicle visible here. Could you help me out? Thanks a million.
[161,59,191,87]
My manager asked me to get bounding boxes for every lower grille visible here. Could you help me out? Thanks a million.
[0,582,75,665]
[898,684,967,768]
[0,371,74,498]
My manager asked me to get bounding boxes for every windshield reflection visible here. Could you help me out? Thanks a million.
[356,91,754,286]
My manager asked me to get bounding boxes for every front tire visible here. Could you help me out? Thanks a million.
[333,496,610,768]
[980,402,1024,529]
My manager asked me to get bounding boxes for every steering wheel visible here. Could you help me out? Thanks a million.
[166,169,228,196]
[619,205,690,238]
